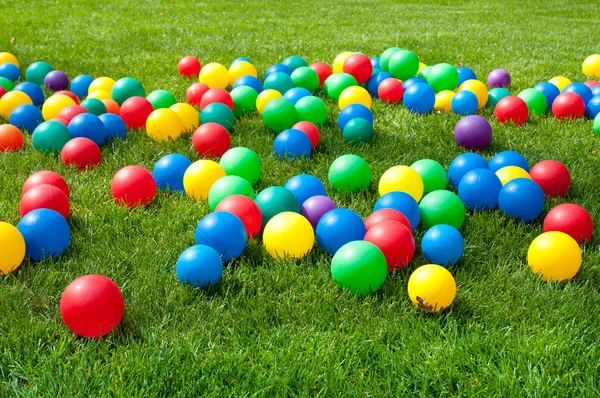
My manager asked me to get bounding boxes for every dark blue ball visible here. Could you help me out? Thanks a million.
[9,104,43,133]
[17,209,70,261]
[586,95,600,119]
[402,77,426,91]
[273,129,311,160]
[489,150,529,172]
[99,113,127,140]
[194,212,247,261]
[265,64,292,77]
[403,83,435,114]
[457,67,477,86]
[283,87,312,105]
[14,82,45,107]
[373,191,420,230]
[70,75,94,98]
[421,224,464,266]
[451,90,478,115]
[68,113,107,146]
[233,75,263,93]
[367,71,393,97]
[563,82,593,105]
[338,104,373,130]
[0,63,20,81]
[498,178,545,222]
[458,168,502,211]
[152,153,192,193]
[533,82,560,108]
[316,208,366,255]
[284,174,327,206]
[176,245,223,288]
[448,153,490,188]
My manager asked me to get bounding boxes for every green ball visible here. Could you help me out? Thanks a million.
[487,87,511,108]
[112,77,145,105]
[255,186,300,227]
[231,86,258,116]
[208,175,255,211]
[427,63,459,93]
[146,90,176,110]
[328,154,371,192]
[0,77,15,91]
[264,72,294,95]
[324,73,357,101]
[282,56,308,72]
[388,50,419,81]
[419,190,465,229]
[295,96,327,126]
[417,65,433,81]
[32,121,72,154]
[291,67,319,92]
[342,118,373,144]
[80,98,107,116]
[594,113,600,136]
[410,159,447,194]
[262,98,297,132]
[379,47,403,72]
[25,62,53,86]
[331,241,388,296]
[219,147,262,185]
[518,88,547,116]
[201,102,235,131]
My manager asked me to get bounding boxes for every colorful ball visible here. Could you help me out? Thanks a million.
[233,75,263,94]
[228,61,257,86]
[367,72,393,97]
[498,178,545,222]
[183,160,225,201]
[231,86,258,116]
[19,183,70,219]
[264,71,294,94]
[256,89,282,114]
[208,175,255,210]
[316,208,366,256]
[263,212,314,259]
[403,83,435,114]
[410,159,447,194]
[458,168,502,211]
[25,61,53,86]
[563,82,593,105]
[176,245,223,289]
[338,103,373,130]
[199,62,229,89]
[80,98,107,116]
[529,160,570,197]
[192,123,231,158]
[284,174,326,206]
[586,95,600,119]
[60,138,102,170]
[364,220,415,271]
[99,113,127,140]
[434,90,455,112]
[44,70,69,91]
[379,47,402,72]
[458,79,488,109]
[111,77,145,106]
[487,69,511,88]
[32,120,72,154]
[552,92,585,119]
[200,102,235,132]
[339,86,372,110]
[378,165,424,202]
[282,56,308,72]
[517,88,548,116]
[328,154,371,192]
[419,190,465,229]
[265,64,292,77]
[0,222,25,274]
[194,212,247,261]
[494,96,528,125]
[342,118,374,144]
[533,82,560,108]
[583,54,600,78]
[388,50,419,80]
[111,166,156,208]
[152,154,192,193]
[365,208,411,231]
[0,124,23,151]
[14,82,44,106]
[219,147,262,185]
[200,88,234,110]
[17,209,70,261]
[422,224,464,266]
[528,232,581,281]
[448,152,490,188]
[487,87,511,108]
[70,75,94,98]
[453,115,492,150]
[331,241,387,296]
[0,63,19,81]
[451,90,478,115]
[119,96,153,129]
[262,98,297,132]
[1,91,34,119]
[255,186,300,227]
[308,62,333,88]
[408,264,456,312]
[324,73,357,101]
[68,113,107,146]
[378,78,404,103]
[427,63,459,93]
[295,96,327,126]
[186,82,210,106]
[169,103,199,132]
[290,67,319,92]
[292,121,320,148]
[301,195,337,229]
[342,54,373,85]
[489,150,529,172]
[215,195,262,238]
[178,56,201,78]
[9,104,43,133]
[373,191,420,230]
[549,76,572,92]
[23,171,69,197]
[495,166,531,185]
[543,204,593,244]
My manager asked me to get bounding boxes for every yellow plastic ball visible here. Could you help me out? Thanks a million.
[418,62,427,74]
[228,61,258,86]
[88,77,115,94]
[263,212,315,259]
[548,76,572,92]
[339,86,372,110]
[199,62,229,89]
[495,166,531,186]
[458,79,488,109]
[0,91,33,119]
[0,52,19,67]
[434,90,455,112]
[378,165,424,202]
[169,103,199,133]
[41,94,76,121]
[582,54,600,78]
[528,231,581,281]
[146,108,185,142]
[408,264,456,313]
[87,89,112,100]
[256,89,282,114]
[0,222,26,275]
[332,51,354,74]
[183,160,226,201]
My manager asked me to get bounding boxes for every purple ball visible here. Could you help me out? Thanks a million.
[454,115,492,150]
[301,195,337,229]
[487,69,511,88]
[44,70,69,91]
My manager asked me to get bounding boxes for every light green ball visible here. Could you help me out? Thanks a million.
[208,175,255,211]
[295,96,327,126]
[231,86,258,116]
[328,154,371,192]
[262,98,297,132]
[594,113,600,135]
[291,67,319,92]
[146,90,176,109]
[219,147,262,185]
[379,47,403,72]
[331,241,388,296]
[419,190,465,229]
[518,88,548,116]
[388,50,419,80]
[410,159,448,193]
[324,73,357,100]
[426,63,459,93]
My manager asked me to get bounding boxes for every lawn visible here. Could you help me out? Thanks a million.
[2,0,600,396]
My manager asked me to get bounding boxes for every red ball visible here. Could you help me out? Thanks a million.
[20,183,70,219]
[102,99,121,115]
[120,96,154,130]
[55,90,81,105]
[53,117,70,126]
[111,165,156,209]
[192,123,231,158]
[343,54,373,85]
[60,274,124,338]
[552,92,586,120]
[292,121,320,148]
[0,124,23,152]
[544,203,593,243]
[309,62,333,88]
[378,78,404,103]
[186,82,210,106]
[364,220,415,271]
[584,80,599,89]
[57,105,89,124]
[365,209,412,231]
[60,138,102,170]
[529,160,571,197]
[200,88,234,110]
[178,56,202,78]
[215,195,263,238]
[23,171,69,198]
[0,86,6,98]
[494,96,529,125]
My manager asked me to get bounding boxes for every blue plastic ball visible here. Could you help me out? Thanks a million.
[233,75,263,93]
[451,90,479,115]
[316,208,366,255]
[264,71,295,94]
[14,82,45,107]
[458,168,502,211]
[68,113,107,146]
[194,212,247,261]
[448,153,490,189]
[232,57,253,65]
[586,95,600,119]
[421,224,464,267]
[367,71,393,97]
[403,82,435,114]
[152,154,192,193]
[563,82,593,105]
[282,56,308,72]
[284,174,327,206]
[402,77,426,91]
[533,82,560,108]
[0,63,20,81]
[498,178,545,222]
[70,75,94,98]
[17,209,70,261]
[373,191,420,230]
[265,64,292,77]
[593,85,600,97]
[98,113,127,140]
[273,129,312,160]
[176,245,223,288]
[337,104,374,130]
[457,67,477,87]
[9,104,43,133]
[371,57,381,70]
[489,150,529,172]
[283,87,312,105]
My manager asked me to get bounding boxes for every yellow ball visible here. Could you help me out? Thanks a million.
[339,86,372,110]
[418,62,427,74]
[146,108,185,142]
[0,91,33,119]
[42,94,76,121]
[87,89,112,100]
[332,51,354,74]
[528,231,581,281]
[263,212,315,259]
[199,62,229,89]
[0,52,19,67]
[434,90,455,112]
[169,103,199,133]
[458,79,488,109]
[548,76,572,92]
[228,61,258,86]
[582,54,600,78]
[408,264,456,313]
[183,160,226,201]
[378,165,424,202]
[88,77,115,94]
[0,222,26,275]
[495,166,531,186]
[256,89,282,114]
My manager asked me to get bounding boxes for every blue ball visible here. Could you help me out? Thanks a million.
[367,71,393,97]
[152,154,192,193]
[458,168,502,211]
[265,64,292,77]
[563,82,593,105]
[448,153,490,189]
[457,67,477,86]
[194,212,247,262]
[533,82,561,108]
[371,56,381,70]
[233,75,263,93]
[273,129,312,160]
[9,104,43,133]
[489,150,529,172]
[593,85,600,97]
[68,113,107,146]
[402,77,426,91]
[264,71,294,94]
[232,57,252,65]
[14,82,45,107]
[498,178,545,222]
[586,95,600,119]
[421,224,464,267]
[17,209,70,261]
[316,208,366,255]
[176,245,223,288]
[283,87,312,105]
[338,104,373,130]
[0,63,20,81]
[99,113,127,140]
[70,74,94,98]
[284,174,327,206]
[451,90,479,115]
[373,191,420,230]
[403,83,435,114]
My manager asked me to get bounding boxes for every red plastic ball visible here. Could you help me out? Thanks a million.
[343,54,373,85]
[584,80,599,89]
[186,83,210,106]
[378,78,404,103]
[552,92,586,120]
[364,220,415,271]
[543,203,593,243]
[292,121,320,148]
[365,209,412,231]
[494,96,529,125]
[0,124,23,152]
[309,62,333,88]
[111,165,156,209]
[20,183,70,219]
[102,99,121,115]
[57,105,89,124]
[192,122,231,158]
[119,96,154,129]
[215,194,263,238]
[60,138,102,170]
[60,274,124,338]
[22,171,69,198]
[55,90,81,105]
[178,56,201,78]
[0,86,6,98]
[529,160,571,197]
[54,117,70,126]
[200,88,234,110]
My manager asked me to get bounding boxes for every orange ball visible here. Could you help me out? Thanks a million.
[102,99,120,115]
[0,124,23,152]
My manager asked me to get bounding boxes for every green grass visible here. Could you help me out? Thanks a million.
[2,0,600,395]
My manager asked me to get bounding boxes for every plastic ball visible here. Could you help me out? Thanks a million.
[328,154,371,192]
[176,245,222,289]
[192,122,231,158]
[528,232,581,281]
[586,95,600,119]
[0,222,25,274]
[265,64,292,77]
[403,77,426,90]
[427,63,459,93]
[364,220,415,271]
[458,80,488,109]
[219,147,262,185]
[290,67,319,92]
[183,160,226,201]
[194,212,247,261]
[231,86,258,116]
[80,98,107,116]
[111,77,145,106]
[451,90,478,115]
[585,80,600,89]
[60,138,102,170]
[178,56,201,78]
[563,82,593,105]
[337,103,373,130]
[494,96,528,125]
[0,91,34,119]
[0,52,18,67]
[199,62,229,89]
[169,103,199,132]
[32,120,72,154]
[284,174,326,206]
[295,96,327,126]
[324,73,357,101]
[495,166,531,185]
[14,82,44,107]
[23,171,69,197]
[17,209,70,261]
[378,165,424,202]
[233,75,263,94]
[421,224,464,266]
[0,86,6,98]
[88,77,114,95]
[448,153,489,189]
[309,62,333,88]
[284,88,312,107]
[200,88,234,110]
[458,168,502,211]
[543,204,593,244]
[215,195,262,238]
[583,54,600,78]
[378,78,404,103]
[146,89,176,110]
[227,61,257,87]
[517,88,548,116]
[316,208,366,256]
[0,63,20,81]
[371,57,381,69]
[263,212,314,259]
[419,190,465,229]
[373,191,420,230]
[403,83,435,114]
[489,150,529,172]
[487,69,511,88]
[255,186,300,227]
[343,118,373,144]
[487,87,511,108]
[264,71,294,94]
[70,74,93,98]
[367,72,393,97]
[410,159,447,194]
[152,154,192,193]
[529,160,570,197]
[43,70,69,91]
[9,104,43,133]
[532,82,560,109]
[498,178,545,222]
[548,76,572,92]
[453,115,492,150]
[331,241,387,296]
[256,89,283,114]
[0,76,14,91]
[282,56,308,72]
[0,124,23,151]
[111,165,156,208]
[68,113,107,146]
[262,98,297,132]
[434,90,455,112]
[379,47,402,72]
[99,113,127,140]
[57,105,88,124]
[301,195,337,229]
[388,50,419,80]
[552,92,585,119]
[25,61,53,86]
[292,121,320,148]
[339,86,372,110]
[342,54,372,85]
[365,208,411,231]
[186,82,210,106]
[101,99,120,114]
[200,102,235,132]
[408,264,456,312]
[596,113,600,135]
[208,175,255,210]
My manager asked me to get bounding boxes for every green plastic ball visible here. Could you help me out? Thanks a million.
[418,66,433,81]
[380,47,403,72]
[231,86,258,116]
[201,102,235,131]
[487,87,511,108]
[331,241,388,296]
[264,72,294,95]
[219,147,262,185]
[112,77,145,105]
[255,186,300,227]
[291,67,319,92]
[594,113,600,136]
[328,154,371,192]
[427,63,459,93]
[419,190,465,229]
[146,90,176,110]
[0,77,15,91]
[410,159,448,194]
[208,175,255,211]
[32,121,72,154]
[80,98,107,116]
[262,98,297,132]
[324,73,357,101]
[282,56,308,72]
[342,118,373,144]
[295,96,327,126]
[517,88,547,116]
[388,50,419,81]
[25,62,53,86]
